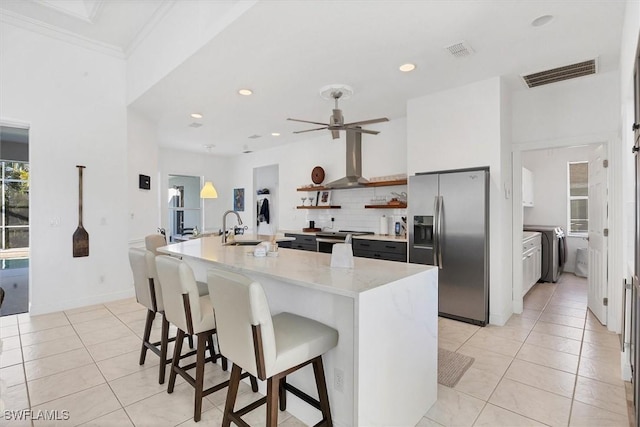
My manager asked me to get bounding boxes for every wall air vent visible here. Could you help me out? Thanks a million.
[444,41,475,58]
[188,122,203,128]
[522,59,597,88]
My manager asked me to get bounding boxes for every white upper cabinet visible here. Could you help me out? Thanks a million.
[522,167,534,207]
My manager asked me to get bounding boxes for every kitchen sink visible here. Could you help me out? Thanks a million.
[222,240,263,246]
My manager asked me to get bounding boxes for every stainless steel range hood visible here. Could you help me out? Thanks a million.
[324,130,369,189]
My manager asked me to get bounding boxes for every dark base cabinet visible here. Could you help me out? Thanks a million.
[353,239,407,263]
[284,233,317,251]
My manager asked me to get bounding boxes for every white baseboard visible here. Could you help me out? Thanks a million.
[29,287,135,315]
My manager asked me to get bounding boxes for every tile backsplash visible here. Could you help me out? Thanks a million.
[303,185,407,234]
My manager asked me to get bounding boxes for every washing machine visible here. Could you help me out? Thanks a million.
[523,225,567,282]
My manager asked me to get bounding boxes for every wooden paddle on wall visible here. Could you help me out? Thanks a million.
[73,165,89,257]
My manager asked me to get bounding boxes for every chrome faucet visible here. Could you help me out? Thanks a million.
[222,210,243,243]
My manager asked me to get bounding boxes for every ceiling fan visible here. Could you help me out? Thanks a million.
[287,90,389,139]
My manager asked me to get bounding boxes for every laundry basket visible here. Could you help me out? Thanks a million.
[575,248,588,278]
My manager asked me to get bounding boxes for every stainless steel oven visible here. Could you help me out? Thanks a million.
[315,231,373,253]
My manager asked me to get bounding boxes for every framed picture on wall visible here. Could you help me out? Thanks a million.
[318,190,331,206]
[234,188,245,211]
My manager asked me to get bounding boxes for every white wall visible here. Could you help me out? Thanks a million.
[127,110,160,244]
[512,72,620,145]
[229,118,407,233]
[0,23,132,314]
[407,77,513,325]
[522,145,597,273]
[158,147,234,234]
[126,0,256,104]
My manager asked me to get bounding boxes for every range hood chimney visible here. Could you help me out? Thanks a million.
[325,130,369,189]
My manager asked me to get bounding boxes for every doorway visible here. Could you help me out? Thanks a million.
[253,164,279,235]
[167,175,202,242]
[0,125,30,316]
[513,142,609,324]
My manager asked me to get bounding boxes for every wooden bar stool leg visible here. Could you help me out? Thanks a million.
[158,314,170,384]
[206,334,216,362]
[250,374,259,392]
[168,328,184,394]
[139,309,155,365]
[266,376,280,427]
[187,334,194,349]
[279,377,287,411]
[194,332,207,422]
[222,364,242,427]
[312,356,333,426]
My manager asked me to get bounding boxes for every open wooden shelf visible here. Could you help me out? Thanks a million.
[364,203,407,209]
[296,178,407,192]
[297,186,328,192]
[296,205,341,209]
[364,179,407,187]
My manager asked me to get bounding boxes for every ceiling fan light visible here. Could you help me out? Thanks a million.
[399,63,416,72]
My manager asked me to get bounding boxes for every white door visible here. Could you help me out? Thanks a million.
[587,144,608,324]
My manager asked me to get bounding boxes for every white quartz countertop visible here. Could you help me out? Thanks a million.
[159,236,431,298]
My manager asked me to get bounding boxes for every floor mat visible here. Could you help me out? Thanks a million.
[438,348,474,388]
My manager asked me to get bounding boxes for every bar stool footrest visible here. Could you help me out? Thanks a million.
[283,383,321,411]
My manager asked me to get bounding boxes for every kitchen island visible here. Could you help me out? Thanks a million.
[160,236,437,427]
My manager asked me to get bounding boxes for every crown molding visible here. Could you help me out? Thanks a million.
[33,0,105,24]
[124,0,176,57]
[0,9,125,59]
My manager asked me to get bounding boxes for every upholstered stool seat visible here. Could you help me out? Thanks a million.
[146,234,208,297]
[207,269,338,427]
[156,255,257,422]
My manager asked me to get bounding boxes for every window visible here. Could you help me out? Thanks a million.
[1,160,29,249]
[568,161,588,236]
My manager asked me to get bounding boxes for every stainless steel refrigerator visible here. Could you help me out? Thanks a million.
[408,167,489,326]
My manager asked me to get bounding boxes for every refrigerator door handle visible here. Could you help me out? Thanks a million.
[437,196,443,269]
[433,196,439,267]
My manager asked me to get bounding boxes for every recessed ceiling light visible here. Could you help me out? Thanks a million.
[399,63,416,72]
[531,15,553,27]
[271,132,280,137]
[238,89,253,96]
[190,113,203,119]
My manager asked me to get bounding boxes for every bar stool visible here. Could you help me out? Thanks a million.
[146,233,209,297]
[156,255,256,422]
[207,269,339,427]
[129,248,175,384]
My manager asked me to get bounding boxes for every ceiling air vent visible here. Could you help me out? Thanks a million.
[444,41,474,58]
[188,122,203,128]
[522,59,597,88]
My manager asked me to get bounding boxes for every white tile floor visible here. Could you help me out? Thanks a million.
[0,273,631,426]
[420,273,631,427]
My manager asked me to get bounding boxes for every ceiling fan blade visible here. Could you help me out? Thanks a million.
[331,130,340,139]
[345,127,380,135]
[293,127,329,134]
[287,118,330,126]
[343,117,389,126]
